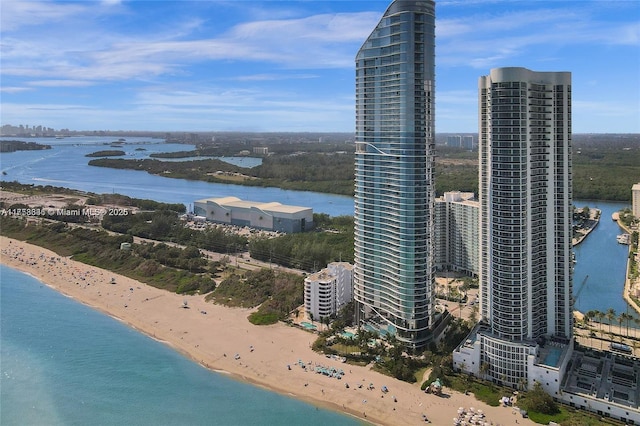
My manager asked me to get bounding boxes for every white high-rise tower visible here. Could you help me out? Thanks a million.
[455,67,573,390]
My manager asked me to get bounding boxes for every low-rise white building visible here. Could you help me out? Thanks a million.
[304,262,353,321]
[193,196,313,233]
[453,323,573,396]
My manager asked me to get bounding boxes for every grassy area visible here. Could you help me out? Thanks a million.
[208,268,304,325]
[527,408,570,425]
[524,404,625,426]
[414,367,429,384]
[0,216,216,294]
[331,342,361,355]
[445,372,627,426]
[445,372,508,407]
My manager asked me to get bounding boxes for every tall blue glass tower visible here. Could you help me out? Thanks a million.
[353,0,436,350]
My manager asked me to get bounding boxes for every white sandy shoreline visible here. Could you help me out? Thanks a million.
[1,236,532,426]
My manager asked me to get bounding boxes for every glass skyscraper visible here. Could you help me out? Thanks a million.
[353,0,436,350]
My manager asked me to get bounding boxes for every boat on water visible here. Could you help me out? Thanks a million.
[617,234,630,245]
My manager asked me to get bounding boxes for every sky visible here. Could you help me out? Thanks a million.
[1,0,639,134]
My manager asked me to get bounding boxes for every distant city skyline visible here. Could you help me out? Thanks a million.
[1,0,638,133]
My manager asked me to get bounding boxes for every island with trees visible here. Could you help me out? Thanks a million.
[0,140,51,152]
[85,150,126,157]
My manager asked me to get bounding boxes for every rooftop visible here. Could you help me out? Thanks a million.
[196,196,311,214]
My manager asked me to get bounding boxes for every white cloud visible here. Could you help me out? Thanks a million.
[1,8,378,85]
[0,86,32,94]
[437,5,638,69]
[29,80,95,88]
[1,1,637,133]
[0,0,86,31]
[232,73,317,82]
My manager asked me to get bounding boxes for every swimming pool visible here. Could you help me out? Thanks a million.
[300,321,317,330]
[543,347,563,367]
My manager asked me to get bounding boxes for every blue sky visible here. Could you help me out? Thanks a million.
[1,0,639,133]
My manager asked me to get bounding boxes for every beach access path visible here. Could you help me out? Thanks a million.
[1,236,534,426]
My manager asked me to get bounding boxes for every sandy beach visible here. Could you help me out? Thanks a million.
[1,236,534,426]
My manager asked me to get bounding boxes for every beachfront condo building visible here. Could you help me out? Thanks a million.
[454,67,574,394]
[304,262,354,321]
[353,0,439,350]
[434,192,479,277]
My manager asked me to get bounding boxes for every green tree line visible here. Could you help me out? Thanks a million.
[88,141,640,201]
[0,216,217,294]
[102,209,247,253]
[249,214,354,271]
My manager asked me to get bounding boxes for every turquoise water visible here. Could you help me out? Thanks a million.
[543,347,563,367]
[0,265,364,426]
[300,321,317,330]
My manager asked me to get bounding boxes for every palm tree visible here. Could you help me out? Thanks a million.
[479,362,490,380]
[517,377,528,392]
[469,304,479,325]
[591,310,603,349]
[606,308,616,336]
[617,314,625,341]
[585,310,597,329]
[621,312,633,338]
[325,316,332,331]
[595,310,605,334]
[582,314,591,329]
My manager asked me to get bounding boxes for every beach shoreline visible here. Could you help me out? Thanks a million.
[1,236,531,426]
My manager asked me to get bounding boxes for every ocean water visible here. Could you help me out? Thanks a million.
[0,265,364,426]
